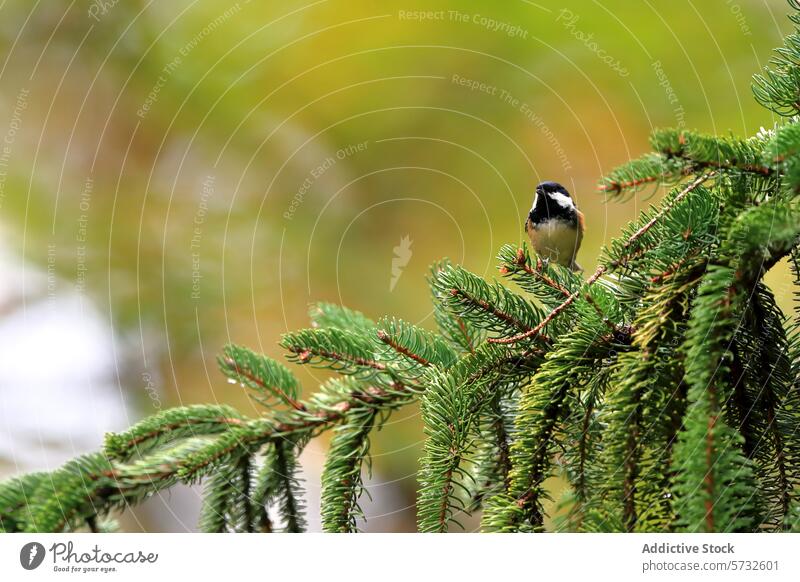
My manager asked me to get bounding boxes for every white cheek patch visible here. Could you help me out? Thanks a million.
[530,193,538,213]
[549,191,575,210]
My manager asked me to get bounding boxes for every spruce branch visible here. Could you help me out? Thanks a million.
[417,345,542,532]
[200,455,254,532]
[433,265,551,343]
[257,441,306,533]
[497,244,578,305]
[320,408,377,532]
[672,200,800,532]
[732,284,799,528]
[309,302,377,334]
[482,297,625,531]
[598,152,688,196]
[105,404,246,461]
[219,345,305,411]
[0,473,45,532]
[753,0,800,116]
[596,256,705,532]
[429,260,485,354]
[651,129,772,177]
[281,328,388,376]
[376,316,458,375]
[1,353,421,532]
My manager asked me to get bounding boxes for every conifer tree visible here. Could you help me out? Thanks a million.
[3,1,800,534]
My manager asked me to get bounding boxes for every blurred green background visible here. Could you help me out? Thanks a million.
[0,0,793,531]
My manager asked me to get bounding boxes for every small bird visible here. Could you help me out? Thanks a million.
[525,181,585,272]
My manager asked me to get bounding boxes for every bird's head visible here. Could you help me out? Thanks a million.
[527,181,577,227]
[535,181,574,207]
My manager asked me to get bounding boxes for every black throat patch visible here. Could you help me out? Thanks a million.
[528,190,578,227]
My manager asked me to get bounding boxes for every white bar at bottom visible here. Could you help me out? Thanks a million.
[1,533,798,581]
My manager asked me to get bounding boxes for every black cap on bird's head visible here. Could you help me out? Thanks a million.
[527,181,578,226]
[535,181,572,199]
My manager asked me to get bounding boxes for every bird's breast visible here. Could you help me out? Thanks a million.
[528,219,580,265]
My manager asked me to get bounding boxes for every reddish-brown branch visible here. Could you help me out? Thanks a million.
[121,417,246,451]
[582,291,633,337]
[650,255,692,284]
[690,157,771,177]
[221,356,306,412]
[507,249,572,297]
[450,287,551,343]
[287,346,387,372]
[661,143,772,177]
[489,266,606,344]
[376,329,432,367]
[455,317,476,354]
[437,423,458,529]
[599,175,660,193]
[623,173,711,249]
[451,288,522,330]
